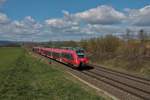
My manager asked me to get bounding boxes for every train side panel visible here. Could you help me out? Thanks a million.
[33,47,89,68]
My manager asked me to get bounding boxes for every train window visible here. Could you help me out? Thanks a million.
[44,51,47,54]
[48,51,52,56]
[56,53,60,58]
[76,49,85,54]
[68,54,73,60]
[62,53,73,60]
[78,54,84,58]
[62,53,66,58]
[53,52,60,58]
[76,50,84,53]
[53,52,57,57]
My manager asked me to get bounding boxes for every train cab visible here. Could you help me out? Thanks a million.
[75,48,88,67]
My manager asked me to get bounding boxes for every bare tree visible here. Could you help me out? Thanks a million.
[123,29,132,41]
[138,29,148,43]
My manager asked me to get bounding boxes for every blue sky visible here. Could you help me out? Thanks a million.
[2,0,149,21]
[0,0,150,41]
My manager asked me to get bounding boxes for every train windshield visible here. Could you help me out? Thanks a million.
[76,50,84,53]
[76,48,85,58]
[76,48,85,53]
[77,54,85,58]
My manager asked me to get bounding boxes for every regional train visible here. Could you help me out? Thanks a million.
[32,47,89,68]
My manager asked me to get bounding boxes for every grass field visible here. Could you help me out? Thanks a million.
[0,47,105,100]
[0,47,23,70]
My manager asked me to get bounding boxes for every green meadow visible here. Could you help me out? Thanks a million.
[0,47,105,100]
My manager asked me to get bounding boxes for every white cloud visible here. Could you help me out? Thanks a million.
[0,0,6,4]
[0,5,150,41]
[45,19,67,28]
[45,18,78,28]
[43,5,135,38]
[0,16,43,41]
[44,17,79,35]
[82,24,125,34]
[9,16,42,34]
[43,5,127,37]
[73,5,126,25]
[0,12,9,24]
[128,5,150,26]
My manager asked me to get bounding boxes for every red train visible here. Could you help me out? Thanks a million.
[32,47,89,68]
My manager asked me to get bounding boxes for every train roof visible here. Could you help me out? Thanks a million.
[60,47,84,51]
[43,47,75,53]
[33,46,84,54]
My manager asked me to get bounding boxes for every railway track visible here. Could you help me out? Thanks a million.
[53,60,150,100]
[37,54,150,100]
[90,64,150,85]
[82,69,150,100]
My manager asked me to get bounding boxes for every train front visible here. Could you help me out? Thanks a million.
[75,48,89,67]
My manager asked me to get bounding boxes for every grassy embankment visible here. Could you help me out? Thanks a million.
[0,47,105,100]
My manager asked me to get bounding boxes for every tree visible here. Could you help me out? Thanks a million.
[124,29,132,41]
[138,29,148,43]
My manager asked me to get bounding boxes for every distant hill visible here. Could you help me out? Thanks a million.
[0,41,13,45]
[0,40,19,47]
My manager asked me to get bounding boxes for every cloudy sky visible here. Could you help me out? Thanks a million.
[0,0,150,41]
